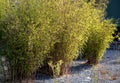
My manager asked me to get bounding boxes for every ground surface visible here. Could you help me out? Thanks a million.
[35,50,120,83]
[0,50,120,83]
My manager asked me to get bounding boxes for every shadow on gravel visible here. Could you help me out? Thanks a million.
[110,61,120,65]
[35,62,92,80]
[71,63,92,74]
[35,73,52,80]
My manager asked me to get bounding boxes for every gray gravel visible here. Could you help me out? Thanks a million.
[0,50,120,83]
[35,50,120,83]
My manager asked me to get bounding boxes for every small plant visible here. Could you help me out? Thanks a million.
[48,60,63,78]
[91,64,99,83]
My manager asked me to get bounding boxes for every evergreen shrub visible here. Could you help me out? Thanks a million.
[47,0,89,75]
[0,0,59,80]
[81,1,116,64]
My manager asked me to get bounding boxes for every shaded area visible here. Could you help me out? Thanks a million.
[70,61,92,74]
[35,73,52,80]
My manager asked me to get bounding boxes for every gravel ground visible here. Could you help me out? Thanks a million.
[0,50,120,83]
[35,50,120,83]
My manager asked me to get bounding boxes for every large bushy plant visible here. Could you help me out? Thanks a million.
[81,1,116,64]
[0,0,116,79]
[0,0,59,80]
[47,0,90,75]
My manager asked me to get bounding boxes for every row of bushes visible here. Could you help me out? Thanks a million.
[0,0,116,81]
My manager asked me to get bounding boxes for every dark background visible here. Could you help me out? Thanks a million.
[106,0,120,26]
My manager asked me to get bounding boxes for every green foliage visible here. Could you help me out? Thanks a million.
[93,0,109,10]
[46,0,90,75]
[0,0,6,50]
[0,0,59,79]
[0,0,117,79]
[48,60,63,78]
[81,1,116,64]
